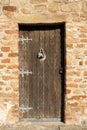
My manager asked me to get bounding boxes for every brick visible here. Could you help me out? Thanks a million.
[84,51,87,55]
[69,102,79,107]
[66,55,73,65]
[12,70,19,75]
[30,0,47,4]
[83,71,87,76]
[80,13,87,21]
[72,88,84,95]
[10,81,18,87]
[76,44,85,48]
[74,78,82,82]
[68,96,87,100]
[6,86,11,91]
[79,34,86,38]
[8,53,18,57]
[13,86,18,92]
[7,65,18,69]
[0,93,19,99]
[3,36,12,40]
[2,76,18,80]
[5,30,18,34]
[81,39,87,43]
[2,76,12,80]
[66,83,78,88]
[66,71,74,76]
[85,61,87,65]
[3,6,17,12]
[0,65,6,69]
[0,82,5,85]
[66,89,71,94]
[79,84,87,88]
[80,28,87,33]
[66,43,73,48]
[79,61,83,65]
[66,37,79,43]
[0,53,3,57]
[2,59,10,63]
[1,47,10,52]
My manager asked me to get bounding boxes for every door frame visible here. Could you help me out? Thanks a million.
[18,23,66,123]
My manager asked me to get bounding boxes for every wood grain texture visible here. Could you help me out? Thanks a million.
[19,25,62,119]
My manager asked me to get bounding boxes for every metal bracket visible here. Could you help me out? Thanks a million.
[19,104,33,113]
[19,35,32,44]
[20,69,32,77]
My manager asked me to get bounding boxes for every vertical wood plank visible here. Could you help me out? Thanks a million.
[32,30,39,118]
[39,29,44,118]
[19,30,25,118]
[27,30,34,118]
[54,29,61,117]
[48,29,55,117]
[24,30,30,118]
[44,29,50,118]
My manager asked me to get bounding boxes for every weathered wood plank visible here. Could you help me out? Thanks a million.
[44,29,50,118]
[54,29,61,117]
[39,30,44,118]
[32,30,39,118]
[27,30,34,118]
[48,29,56,118]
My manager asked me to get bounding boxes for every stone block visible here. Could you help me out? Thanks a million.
[3,6,16,12]
[82,2,87,12]
[14,13,66,23]
[69,2,81,12]
[21,7,31,14]
[60,125,82,130]
[1,47,10,52]
[48,3,58,12]
[35,5,46,12]
[61,2,81,12]
[2,58,10,63]
[12,123,60,130]
[61,4,70,12]
[54,0,67,2]
[30,0,47,4]
[1,0,10,5]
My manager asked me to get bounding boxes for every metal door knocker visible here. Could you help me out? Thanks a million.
[37,48,46,61]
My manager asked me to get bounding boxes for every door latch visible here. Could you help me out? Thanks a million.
[37,48,46,61]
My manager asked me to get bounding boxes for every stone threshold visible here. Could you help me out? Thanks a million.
[0,122,87,130]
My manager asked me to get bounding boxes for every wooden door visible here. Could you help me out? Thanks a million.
[19,25,63,120]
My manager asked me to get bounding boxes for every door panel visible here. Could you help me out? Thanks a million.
[19,25,62,120]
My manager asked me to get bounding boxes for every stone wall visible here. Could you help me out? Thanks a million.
[0,0,87,125]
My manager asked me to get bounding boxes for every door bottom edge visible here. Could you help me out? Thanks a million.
[20,118,61,122]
